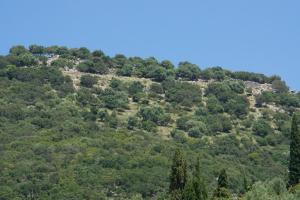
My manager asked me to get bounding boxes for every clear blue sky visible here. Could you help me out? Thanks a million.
[1,0,299,90]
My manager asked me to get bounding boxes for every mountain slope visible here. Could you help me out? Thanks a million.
[0,45,299,199]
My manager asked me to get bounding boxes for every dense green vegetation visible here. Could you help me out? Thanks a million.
[0,45,300,199]
[288,113,300,187]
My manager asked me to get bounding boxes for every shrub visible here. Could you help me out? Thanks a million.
[164,81,202,107]
[138,106,171,126]
[224,96,249,117]
[206,95,224,114]
[128,81,144,96]
[146,65,168,82]
[200,67,226,81]
[80,75,98,88]
[228,80,245,94]
[116,65,133,76]
[29,45,45,55]
[77,88,99,106]
[127,116,139,130]
[108,111,118,128]
[188,127,204,138]
[160,60,174,70]
[70,47,90,59]
[232,71,269,83]
[140,120,157,132]
[15,53,38,67]
[149,83,164,94]
[271,79,289,93]
[100,88,128,109]
[51,58,74,68]
[195,107,209,117]
[176,61,201,81]
[206,82,234,103]
[244,178,298,200]
[252,119,273,137]
[9,45,29,56]
[206,114,232,134]
[77,60,109,74]
[108,77,121,89]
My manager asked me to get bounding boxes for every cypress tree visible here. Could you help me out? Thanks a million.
[288,113,300,187]
[218,169,228,189]
[182,181,197,200]
[242,174,249,193]
[213,169,230,198]
[169,149,187,199]
[193,158,208,200]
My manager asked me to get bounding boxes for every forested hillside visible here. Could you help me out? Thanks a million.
[0,45,299,199]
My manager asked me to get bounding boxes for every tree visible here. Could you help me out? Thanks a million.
[108,111,118,128]
[100,88,128,109]
[193,158,208,200]
[138,106,170,126]
[176,62,201,81]
[206,95,224,114]
[288,113,300,187]
[127,116,138,130]
[80,75,98,88]
[218,169,228,189]
[213,169,231,199]
[182,158,207,200]
[77,60,109,74]
[128,81,144,96]
[252,119,272,137]
[182,181,197,200]
[161,60,174,70]
[169,149,187,199]
[149,83,164,94]
[150,66,168,82]
[109,78,123,91]
[272,79,289,93]
[29,45,45,55]
[71,47,90,59]
[188,127,204,138]
[164,81,202,107]
[206,82,234,103]
[16,53,38,67]
[92,50,105,57]
[242,174,250,194]
[9,45,28,56]
[243,178,298,200]
[224,95,249,117]
[116,65,133,76]
[51,58,74,68]
[201,67,226,81]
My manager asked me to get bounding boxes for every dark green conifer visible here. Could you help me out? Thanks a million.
[288,113,300,187]
[169,149,187,199]
[218,169,228,189]
[213,169,231,199]
[242,174,249,193]
[193,158,208,200]
[182,181,197,200]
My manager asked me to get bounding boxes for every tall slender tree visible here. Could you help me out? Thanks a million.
[193,158,208,200]
[213,169,231,199]
[182,181,197,200]
[218,169,228,189]
[288,113,300,187]
[169,149,187,199]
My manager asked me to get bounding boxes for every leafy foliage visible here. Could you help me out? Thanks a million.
[80,74,98,88]
[164,80,202,107]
